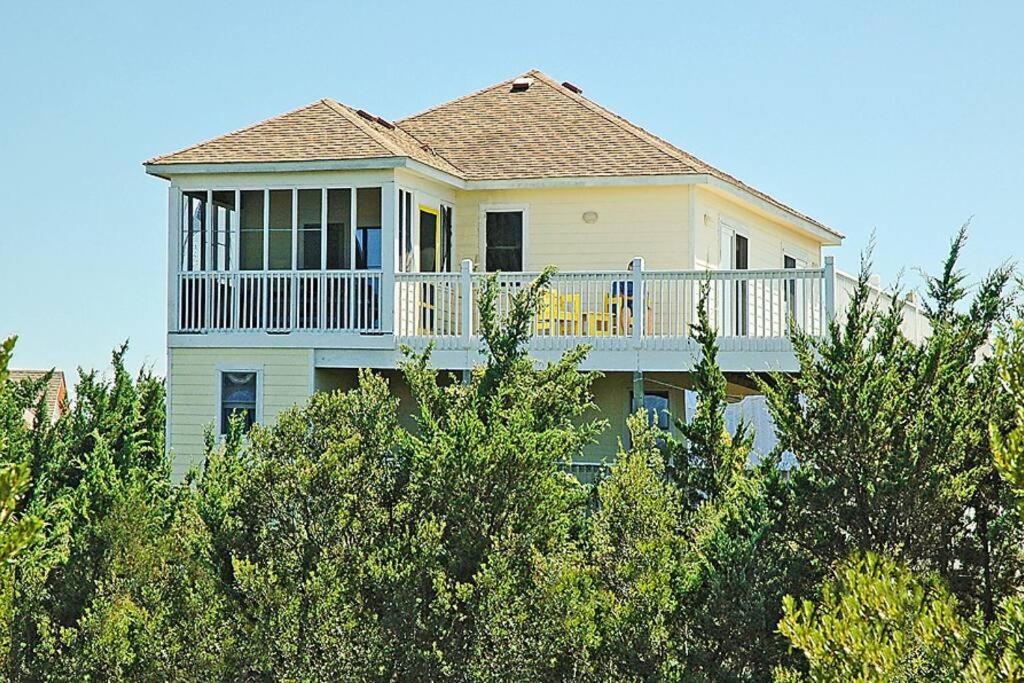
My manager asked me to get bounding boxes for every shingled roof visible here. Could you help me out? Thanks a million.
[9,370,66,426]
[146,99,462,176]
[146,70,838,237]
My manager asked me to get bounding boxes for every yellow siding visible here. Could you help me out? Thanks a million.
[453,186,691,271]
[167,347,312,479]
[692,185,822,269]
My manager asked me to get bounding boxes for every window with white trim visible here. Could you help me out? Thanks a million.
[484,211,523,271]
[220,371,258,435]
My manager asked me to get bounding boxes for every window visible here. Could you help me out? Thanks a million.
[633,391,670,432]
[297,189,322,270]
[356,187,382,270]
[220,371,258,435]
[484,211,523,271]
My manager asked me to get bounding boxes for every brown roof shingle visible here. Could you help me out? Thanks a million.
[146,71,838,237]
[398,71,701,179]
[147,99,462,176]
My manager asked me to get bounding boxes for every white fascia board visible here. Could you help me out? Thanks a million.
[147,156,467,189]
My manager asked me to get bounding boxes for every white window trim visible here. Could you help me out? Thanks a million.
[478,204,529,271]
[782,243,810,268]
[718,215,749,269]
[215,365,264,438]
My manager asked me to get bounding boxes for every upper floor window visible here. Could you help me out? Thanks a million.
[484,210,523,272]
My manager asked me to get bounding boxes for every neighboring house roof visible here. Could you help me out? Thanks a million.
[9,370,66,426]
[146,70,839,239]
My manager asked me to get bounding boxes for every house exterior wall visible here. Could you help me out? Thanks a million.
[167,347,313,479]
[453,185,692,271]
[692,185,823,270]
[163,169,836,476]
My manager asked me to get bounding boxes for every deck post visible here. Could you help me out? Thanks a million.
[631,256,645,346]
[823,256,836,327]
[631,371,645,413]
[460,259,474,346]
[380,182,396,333]
[167,186,180,334]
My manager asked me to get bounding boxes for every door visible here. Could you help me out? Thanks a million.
[784,253,807,332]
[418,206,440,333]
[719,224,749,336]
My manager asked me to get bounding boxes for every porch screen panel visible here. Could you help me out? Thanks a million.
[356,188,382,270]
[181,191,208,272]
[211,191,235,271]
[239,191,264,271]
[326,189,351,269]
[398,190,414,272]
[268,190,292,270]
[297,189,322,270]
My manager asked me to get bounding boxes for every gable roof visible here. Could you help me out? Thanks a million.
[146,71,838,238]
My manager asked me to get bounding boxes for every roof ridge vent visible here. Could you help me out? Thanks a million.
[510,77,534,92]
[355,109,377,123]
[374,115,395,129]
[561,81,583,94]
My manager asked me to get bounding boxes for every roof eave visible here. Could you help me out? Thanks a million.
[144,157,467,188]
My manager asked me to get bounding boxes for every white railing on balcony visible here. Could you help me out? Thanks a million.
[175,258,835,352]
[394,258,833,352]
[177,270,383,334]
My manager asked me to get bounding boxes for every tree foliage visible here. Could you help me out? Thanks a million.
[0,229,1019,681]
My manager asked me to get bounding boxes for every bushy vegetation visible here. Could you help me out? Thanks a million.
[0,232,1019,681]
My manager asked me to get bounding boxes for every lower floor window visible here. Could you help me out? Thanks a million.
[220,371,258,435]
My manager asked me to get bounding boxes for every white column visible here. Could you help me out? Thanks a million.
[379,181,396,333]
[167,186,181,333]
[461,259,474,345]
[823,255,836,328]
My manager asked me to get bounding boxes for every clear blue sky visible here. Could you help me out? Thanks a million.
[1,1,1021,377]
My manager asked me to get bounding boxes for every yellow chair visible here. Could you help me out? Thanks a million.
[536,290,582,335]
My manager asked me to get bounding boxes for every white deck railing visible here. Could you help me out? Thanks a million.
[393,258,833,352]
[176,270,383,334]
[175,258,835,351]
